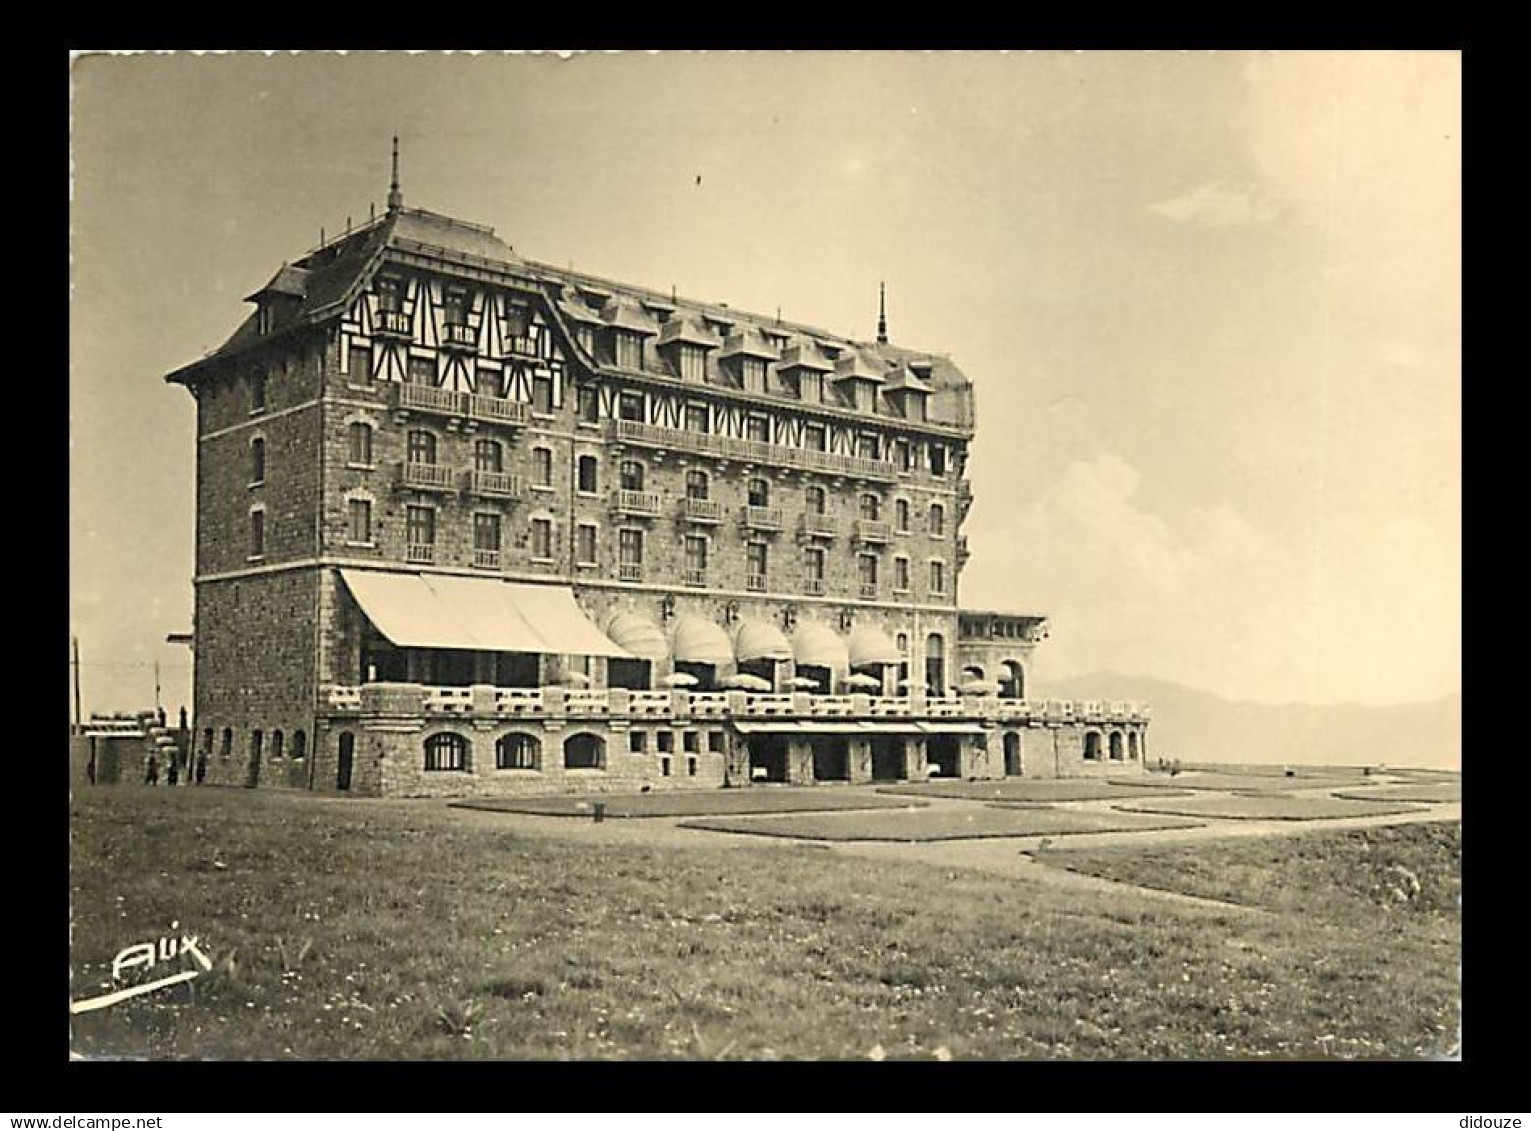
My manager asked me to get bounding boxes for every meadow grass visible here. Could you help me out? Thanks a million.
[70,787,1457,1060]
[679,807,1202,842]
[877,780,1189,802]
[1112,794,1431,821]
[1332,783,1461,804]
[453,788,926,819]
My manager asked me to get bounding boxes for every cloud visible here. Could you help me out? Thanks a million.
[1149,180,1283,228]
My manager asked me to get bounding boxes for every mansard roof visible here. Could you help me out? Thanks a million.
[167,204,974,434]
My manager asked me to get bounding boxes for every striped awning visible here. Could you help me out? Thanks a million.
[790,621,850,669]
[603,611,669,663]
[733,619,793,663]
[671,615,733,666]
[847,624,902,666]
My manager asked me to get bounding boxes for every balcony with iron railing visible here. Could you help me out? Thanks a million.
[618,561,644,583]
[682,568,708,588]
[742,505,785,532]
[440,322,477,352]
[680,497,725,524]
[375,309,411,339]
[612,489,664,517]
[803,577,826,596]
[859,582,879,600]
[467,469,523,499]
[609,418,895,482]
[398,461,456,493]
[405,542,436,565]
[472,548,501,571]
[802,512,838,538]
[746,574,766,592]
[853,519,891,544]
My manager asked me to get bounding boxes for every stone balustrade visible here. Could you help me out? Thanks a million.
[321,684,1149,725]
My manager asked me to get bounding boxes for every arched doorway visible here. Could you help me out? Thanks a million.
[1083,732,1102,761]
[1128,732,1140,761]
[336,732,355,791]
[1004,731,1023,776]
[1109,732,1125,761]
[1000,660,1026,699]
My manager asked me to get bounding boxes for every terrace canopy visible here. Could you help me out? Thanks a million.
[847,624,902,667]
[340,570,631,658]
[789,621,850,670]
[733,619,794,663]
[670,615,734,666]
[602,612,670,663]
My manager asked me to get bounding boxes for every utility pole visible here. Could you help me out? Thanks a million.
[71,636,82,733]
[154,659,162,715]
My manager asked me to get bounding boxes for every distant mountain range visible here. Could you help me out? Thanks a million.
[1041,672,1461,771]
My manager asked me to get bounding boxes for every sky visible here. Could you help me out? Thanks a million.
[68,50,1461,715]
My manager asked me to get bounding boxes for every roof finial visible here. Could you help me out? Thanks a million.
[877,281,888,344]
[387,135,404,213]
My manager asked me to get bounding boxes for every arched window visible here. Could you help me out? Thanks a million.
[407,430,437,465]
[924,633,946,696]
[250,437,266,484]
[563,733,605,770]
[220,727,233,758]
[348,422,374,466]
[577,454,600,494]
[271,729,285,758]
[201,727,214,755]
[1128,733,1140,760]
[619,460,645,491]
[929,503,946,538]
[424,732,469,772]
[685,469,710,500]
[291,730,307,760]
[1083,732,1102,761]
[805,484,826,515]
[1001,660,1026,700]
[859,493,880,521]
[250,730,264,757]
[474,438,503,473]
[496,733,540,770]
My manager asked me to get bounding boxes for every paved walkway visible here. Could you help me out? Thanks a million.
[439,780,1459,916]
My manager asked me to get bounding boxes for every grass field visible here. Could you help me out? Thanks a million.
[877,780,1189,803]
[70,787,1458,1059]
[453,788,927,819]
[1112,773,1367,794]
[680,807,1203,841]
[1332,783,1462,804]
[1113,794,1431,821]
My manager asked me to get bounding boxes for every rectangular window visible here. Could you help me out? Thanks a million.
[930,560,946,595]
[803,423,827,452]
[619,528,644,566]
[684,404,710,433]
[577,385,600,424]
[930,504,946,538]
[474,513,502,552]
[532,374,554,414]
[533,448,553,487]
[859,554,878,587]
[745,414,770,442]
[708,730,725,754]
[629,730,648,754]
[683,730,702,754]
[748,478,769,508]
[800,372,822,403]
[930,445,948,477]
[576,523,597,565]
[249,372,267,414]
[530,517,553,560]
[657,730,675,753]
[474,439,502,473]
[576,455,599,494]
[742,357,767,393]
[249,510,265,558]
[443,288,468,327]
[348,343,372,385]
[348,422,373,466]
[805,547,826,581]
[347,498,372,544]
[408,355,435,386]
[618,392,644,422]
[894,557,910,592]
[406,505,435,547]
[685,535,707,574]
[857,434,881,460]
[746,541,767,589]
[377,277,403,313]
[679,346,706,382]
[614,332,643,369]
[895,438,911,472]
[685,470,709,500]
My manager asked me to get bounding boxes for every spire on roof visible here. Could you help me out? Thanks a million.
[877,281,888,344]
[387,135,404,213]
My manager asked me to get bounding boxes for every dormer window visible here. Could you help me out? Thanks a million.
[741,357,767,394]
[800,372,822,404]
[678,345,707,382]
[256,302,274,335]
[443,287,468,327]
[614,330,643,370]
[377,277,403,313]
